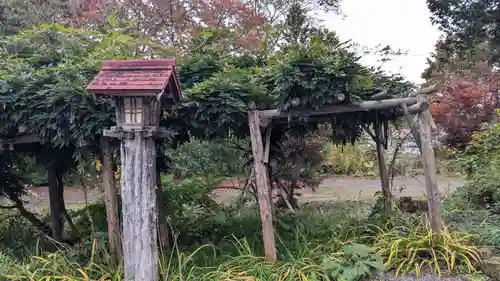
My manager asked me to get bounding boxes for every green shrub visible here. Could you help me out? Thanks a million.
[165,138,248,179]
[0,211,54,261]
[453,122,500,210]
[321,243,385,281]
[444,208,500,249]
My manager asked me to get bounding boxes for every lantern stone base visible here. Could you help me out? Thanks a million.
[120,131,158,281]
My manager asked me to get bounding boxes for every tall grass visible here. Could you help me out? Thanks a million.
[0,202,484,281]
[372,214,481,277]
[3,236,383,281]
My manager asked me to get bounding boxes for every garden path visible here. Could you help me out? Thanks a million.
[17,175,464,213]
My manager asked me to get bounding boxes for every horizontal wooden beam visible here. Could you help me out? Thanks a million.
[0,134,40,144]
[260,96,419,120]
[370,90,392,100]
[394,102,428,118]
[408,85,439,97]
[263,102,428,126]
[258,85,438,122]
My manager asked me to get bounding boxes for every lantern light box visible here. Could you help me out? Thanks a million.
[86,59,182,134]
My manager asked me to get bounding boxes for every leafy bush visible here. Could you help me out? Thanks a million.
[444,208,500,249]
[373,214,480,277]
[322,243,385,281]
[453,121,500,210]
[0,211,54,261]
[165,138,248,179]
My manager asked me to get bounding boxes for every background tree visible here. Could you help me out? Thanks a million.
[426,0,500,64]
[422,39,500,149]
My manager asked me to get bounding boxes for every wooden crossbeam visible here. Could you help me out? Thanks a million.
[259,86,439,122]
[0,134,40,145]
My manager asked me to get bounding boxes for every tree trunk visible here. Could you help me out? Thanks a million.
[101,137,122,263]
[248,106,277,261]
[48,165,63,241]
[120,132,158,281]
[55,171,78,238]
[156,167,169,249]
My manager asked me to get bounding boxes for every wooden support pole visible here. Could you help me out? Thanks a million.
[156,166,169,249]
[100,137,122,263]
[416,95,442,232]
[374,123,391,203]
[120,132,158,281]
[248,104,277,261]
[263,126,275,219]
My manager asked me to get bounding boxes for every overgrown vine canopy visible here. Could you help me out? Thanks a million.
[0,21,413,185]
[175,28,414,146]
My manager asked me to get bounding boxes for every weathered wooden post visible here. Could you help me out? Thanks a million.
[248,103,277,261]
[373,121,391,208]
[87,60,182,281]
[100,136,122,263]
[416,94,442,232]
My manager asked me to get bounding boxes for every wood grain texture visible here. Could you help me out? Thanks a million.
[374,123,391,202]
[248,109,277,261]
[101,137,122,263]
[416,95,443,232]
[120,132,158,281]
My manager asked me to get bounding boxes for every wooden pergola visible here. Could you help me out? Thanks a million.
[247,86,442,260]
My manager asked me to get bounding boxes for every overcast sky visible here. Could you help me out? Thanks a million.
[319,0,441,84]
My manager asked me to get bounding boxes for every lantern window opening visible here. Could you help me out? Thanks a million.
[124,97,143,124]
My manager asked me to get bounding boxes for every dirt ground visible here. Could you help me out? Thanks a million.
[211,175,464,203]
[16,175,464,213]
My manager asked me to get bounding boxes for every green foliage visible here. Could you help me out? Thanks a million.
[322,243,385,281]
[452,121,500,210]
[177,29,264,89]
[268,34,364,111]
[4,248,121,281]
[1,200,378,281]
[0,151,26,200]
[0,211,53,261]
[180,66,272,139]
[444,209,500,248]
[426,0,500,64]
[0,23,161,147]
[0,250,16,279]
[1,195,486,281]
[12,156,47,186]
[373,214,480,277]
[160,180,218,246]
[273,131,328,193]
[166,138,248,179]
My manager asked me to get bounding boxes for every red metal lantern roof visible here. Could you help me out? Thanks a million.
[86,59,182,101]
